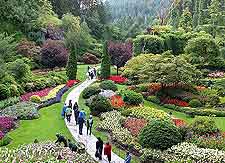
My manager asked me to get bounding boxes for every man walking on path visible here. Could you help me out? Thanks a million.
[87,115,93,135]
[73,102,79,125]
[61,103,67,118]
[78,109,86,135]
[104,142,112,163]
[124,152,132,163]
[95,137,103,160]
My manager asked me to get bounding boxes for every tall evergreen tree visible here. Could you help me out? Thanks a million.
[100,41,111,79]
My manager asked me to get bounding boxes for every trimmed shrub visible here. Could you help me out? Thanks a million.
[147,96,160,104]
[189,99,202,108]
[82,86,101,99]
[82,53,100,64]
[30,95,41,103]
[122,90,143,105]
[0,84,10,100]
[163,104,176,109]
[190,117,218,135]
[139,119,182,150]
[0,135,12,147]
[89,95,112,116]
[99,80,118,92]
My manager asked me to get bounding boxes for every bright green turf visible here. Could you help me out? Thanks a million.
[6,64,90,148]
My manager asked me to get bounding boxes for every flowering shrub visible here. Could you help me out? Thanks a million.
[98,111,137,149]
[141,142,225,162]
[163,98,189,107]
[43,85,65,101]
[208,71,224,78]
[99,90,116,99]
[0,102,39,120]
[127,107,170,121]
[30,95,41,103]
[20,87,53,101]
[66,80,79,87]
[123,117,147,136]
[108,76,128,84]
[149,83,162,92]
[0,116,15,133]
[110,95,125,109]
[0,141,96,162]
[172,118,186,127]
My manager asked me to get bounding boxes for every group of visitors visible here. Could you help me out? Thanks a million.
[61,100,93,136]
[95,137,132,163]
[87,66,97,80]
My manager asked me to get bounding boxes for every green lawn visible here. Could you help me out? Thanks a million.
[6,64,90,148]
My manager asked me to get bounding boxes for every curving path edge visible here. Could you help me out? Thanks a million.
[65,79,124,163]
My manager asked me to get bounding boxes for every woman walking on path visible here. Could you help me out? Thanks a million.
[73,102,79,125]
[65,106,72,123]
[68,100,72,109]
[124,152,132,163]
[104,142,112,163]
[86,115,93,135]
[95,137,103,160]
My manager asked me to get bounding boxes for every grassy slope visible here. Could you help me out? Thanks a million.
[6,65,90,148]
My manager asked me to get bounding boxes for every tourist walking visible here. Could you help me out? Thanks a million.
[68,100,72,109]
[73,102,79,125]
[78,109,86,135]
[104,142,112,163]
[87,115,93,135]
[61,103,67,118]
[93,67,97,77]
[124,151,132,163]
[65,106,72,123]
[95,137,103,160]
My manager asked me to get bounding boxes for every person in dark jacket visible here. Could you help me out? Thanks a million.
[73,102,79,125]
[68,100,72,109]
[78,109,86,135]
[87,115,93,135]
[124,151,132,163]
[55,134,67,147]
[68,139,77,152]
[95,137,103,160]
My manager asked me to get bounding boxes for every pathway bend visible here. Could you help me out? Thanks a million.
[65,79,125,163]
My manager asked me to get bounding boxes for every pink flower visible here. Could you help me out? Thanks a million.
[20,87,53,101]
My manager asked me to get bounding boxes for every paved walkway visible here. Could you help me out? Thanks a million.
[65,79,125,163]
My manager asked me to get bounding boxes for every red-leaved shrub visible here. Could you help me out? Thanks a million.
[163,98,189,107]
[66,80,80,87]
[82,53,100,64]
[108,76,128,84]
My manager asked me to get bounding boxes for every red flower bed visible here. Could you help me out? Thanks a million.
[108,76,128,84]
[172,118,186,127]
[66,80,80,87]
[123,117,148,136]
[163,98,189,107]
[110,95,125,109]
[0,116,15,133]
[20,87,53,101]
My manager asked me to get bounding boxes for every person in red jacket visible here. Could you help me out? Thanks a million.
[104,142,112,163]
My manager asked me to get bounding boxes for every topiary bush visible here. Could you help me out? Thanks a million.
[30,95,41,103]
[89,95,112,116]
[147,96,160,104]
[190,117,218,135]
[121,90,143,105]
[139,119,182,150]
[189,99,202,108]
[99,80,118,92]
[82,86,101,99]
[0,84,10,100]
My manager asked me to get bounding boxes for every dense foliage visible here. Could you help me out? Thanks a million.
[99,80,118,92]
[100,41,111,79]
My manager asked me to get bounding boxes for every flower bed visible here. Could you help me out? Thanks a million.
[0,102,39,120]
[0,116,15,133]
[110,95,125,109]
[141,142,225,162]
[208,71,224,78]
[172,118,186,127]
[127,107,170,121]
[0,141,96,162]
[108,75,128,84]
[42,84,65,101]
[123,117,148,136]
[66,80,80,87]
[20,87,53,101]
[0,97,20,110]
[162,98,189,107]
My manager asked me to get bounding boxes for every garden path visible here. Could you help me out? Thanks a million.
[65,78,125,163]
